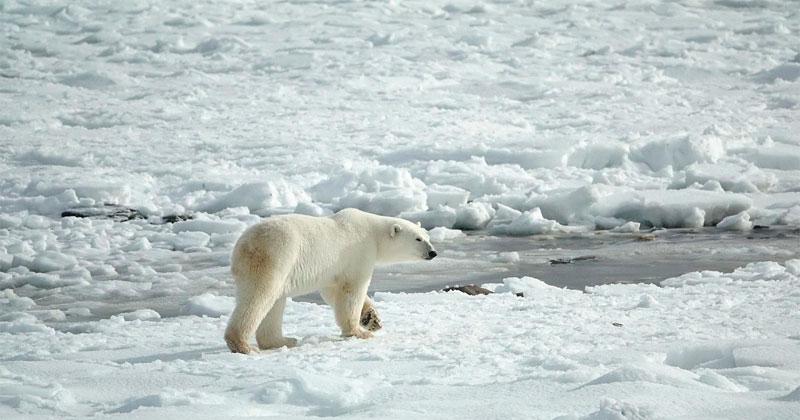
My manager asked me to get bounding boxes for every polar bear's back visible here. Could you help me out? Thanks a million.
[230,211,378,293]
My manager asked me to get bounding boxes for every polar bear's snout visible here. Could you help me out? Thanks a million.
[426,250,438,260]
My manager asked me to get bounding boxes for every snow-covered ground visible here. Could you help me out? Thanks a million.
[2,261,800,419]
[2,0,800,418]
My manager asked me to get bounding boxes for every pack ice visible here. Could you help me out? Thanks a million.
[1,0,799,419]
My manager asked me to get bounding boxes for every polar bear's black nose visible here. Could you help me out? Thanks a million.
[428,251,437,259]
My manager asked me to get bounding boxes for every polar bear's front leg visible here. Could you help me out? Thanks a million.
[256,297,298,350]
[320,289,382,332]
[327,280,373,339]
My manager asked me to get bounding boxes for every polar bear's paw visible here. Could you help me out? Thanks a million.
[360,307,383,332]
[345,327,374,340]
[225,331,255,354]
[258,336,299,350]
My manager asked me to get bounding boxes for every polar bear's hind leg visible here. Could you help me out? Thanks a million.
[225,278,282,354]
[256,297,297,349]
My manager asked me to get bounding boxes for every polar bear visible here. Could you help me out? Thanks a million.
[224,208,437,354]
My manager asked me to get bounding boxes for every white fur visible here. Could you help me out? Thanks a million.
[224,208,436,353]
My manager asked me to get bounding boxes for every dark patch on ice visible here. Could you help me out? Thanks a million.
[754,63,800,84]
[161,214,194,223]
[549,255,597,265]
[442,284,493,295]
[715,0,771,8]
[62,204,147,222]
[61,205,194,224]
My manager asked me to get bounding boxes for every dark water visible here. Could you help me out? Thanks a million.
[296,226,800,303]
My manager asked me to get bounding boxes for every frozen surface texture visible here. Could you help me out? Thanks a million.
[2,1,800,418]
[1,0,799,231]
[1,261,800,419]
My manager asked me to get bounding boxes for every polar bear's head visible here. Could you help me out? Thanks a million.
[380,220,437,262]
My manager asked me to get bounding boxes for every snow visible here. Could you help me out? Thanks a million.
[183,293,234,318]
[1,260,799,418]
[716,211,754,231]
[1,1,798,231]
[428,227,466,242]
[2,0,800,418]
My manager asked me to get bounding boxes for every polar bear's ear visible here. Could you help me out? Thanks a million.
[391,224,402,237]
[416,221,421,227]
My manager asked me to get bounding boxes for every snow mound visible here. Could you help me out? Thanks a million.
[172,231,210,251]
[778,385,800,401]
[256,370,368,416]
[199,182,309,214]
[27,251,79,273]
[663,260,798,287]
[428,227,465,242]
[110,388,226,413]
[118,309,161,321]
[453,202,495,230]
[577,399,652,420]
[0,312,54,334]
[172,219,246,235]
[630,135,725,172]
[716,211,753,231]
[0,290,35,311]
[754,63,800,83]
[666,343,732,370]
[311,165,427,216]
[182,293,234,317]
[491,251,520,263]
[426,185,469,209]
[490,207,579,236]
[58,71,118,89]
[581,363,700,388]
[486,276,556,295]
[401,205,457,229]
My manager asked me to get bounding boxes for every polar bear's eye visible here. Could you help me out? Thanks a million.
[415,238,422,242]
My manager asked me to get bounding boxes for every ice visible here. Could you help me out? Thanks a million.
[488,276,556,295]
[630,134,725,172]
[182,293,234,317]
[172,219,246,235]
[172,231,210,251]
[611,221,640,233]
[491,251,520,263]
[779,385,800,402]
[732,143,800,171]
[1,260,800,418]
[312,165,427,216]
[453,202,495,230]
[574,399,651,420]
[425,185,469,209]
[57,71,118,90]
[716,211,753,231]
[117,309,161,322]
[581,363,700,388]
[427,227,465,242]
[199,182,309,214]
[2,0,800,417]
[401,205,457,229]
[26,251,79,273]
[490,207,580,236]
[754,63,800,84]
[255,370,368,415]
